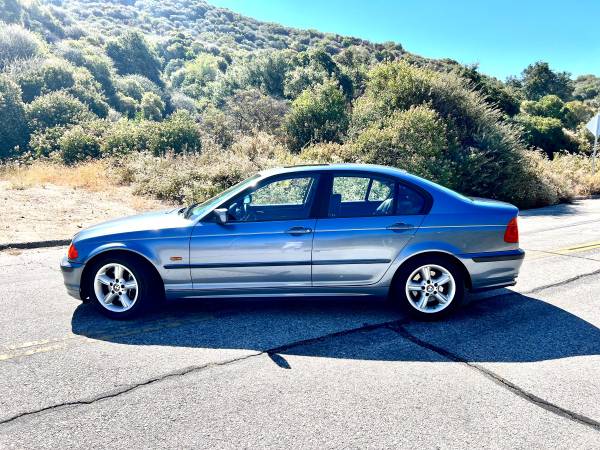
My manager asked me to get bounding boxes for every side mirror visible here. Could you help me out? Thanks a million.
[213,208,228,225]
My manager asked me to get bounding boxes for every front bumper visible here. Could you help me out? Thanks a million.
[462,249,525,291]
[60,256,84,300]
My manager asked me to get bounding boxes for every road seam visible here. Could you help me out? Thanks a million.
[0,319,401,426]
[1,316,599,433]
[386,323,600,432]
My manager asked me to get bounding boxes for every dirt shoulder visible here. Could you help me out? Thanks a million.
[0,181,173,245]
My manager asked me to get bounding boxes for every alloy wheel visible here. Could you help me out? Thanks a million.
[93,263,139,313]
[405,264,456,314]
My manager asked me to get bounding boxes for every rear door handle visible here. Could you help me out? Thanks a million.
[286,226,313,235]
[387,222,414,231]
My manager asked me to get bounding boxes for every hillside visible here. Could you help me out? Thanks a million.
[1,0,599,209]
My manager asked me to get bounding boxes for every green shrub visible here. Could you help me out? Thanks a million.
[0,24,44,70]
[0,75,29,157]
[140,92,165,120]
[284,80,348,152]
[101,120,147,156]
[514,114,569,157]
[26,91,94,133]
[350,61,557,208]
[58,125,102,164]
[147,111,201,155]
[115,132,289,204]
[351,105,454,186]
[106,31,162,85]
[16,59,76,102]
[28,125,66,158]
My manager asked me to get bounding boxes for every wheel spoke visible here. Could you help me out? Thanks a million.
[407,282,423,291]
[124,280,137,290]
[436,273,450,286]
[113,265,124,279]
[104,292,117,304]
[119,294,131,308]
[97,274,113,286]
[417,293,429,309]
[420,266,431,283]
[434,292,448,304]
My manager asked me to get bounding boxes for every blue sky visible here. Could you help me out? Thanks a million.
[210,0,600,81]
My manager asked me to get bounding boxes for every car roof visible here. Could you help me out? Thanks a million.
[259,163,405,177]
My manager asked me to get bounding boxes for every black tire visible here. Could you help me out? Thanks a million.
[85,254,160,320]
[390,255,465,321]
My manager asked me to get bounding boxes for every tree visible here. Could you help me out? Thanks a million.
[0,76,29,157]
[243,51,293,98]
[284,80,348,152]
[106,31,162,85]
[454,64,520,116]
[519,62,573,101]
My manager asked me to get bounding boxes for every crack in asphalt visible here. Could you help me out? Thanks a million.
[386,323,600,433]
[524,267,600,295]
[0,319,402,426]
[476,266,600,304]
[1,315,599,433]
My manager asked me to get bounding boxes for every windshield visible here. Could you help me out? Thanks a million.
[185,173,262,219]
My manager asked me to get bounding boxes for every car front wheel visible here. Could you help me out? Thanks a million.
[87,255,154,319]
[391,256,465,320]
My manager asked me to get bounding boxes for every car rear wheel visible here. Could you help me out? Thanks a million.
[391,256,465,320]
[87,255,155,319]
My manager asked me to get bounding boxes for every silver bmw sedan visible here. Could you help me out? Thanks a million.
[61,163,524,320]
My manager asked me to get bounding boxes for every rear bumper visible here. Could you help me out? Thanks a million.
[60,257,84,300]
[461,249,525,291]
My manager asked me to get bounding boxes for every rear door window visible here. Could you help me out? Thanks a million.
[329,175,395,217]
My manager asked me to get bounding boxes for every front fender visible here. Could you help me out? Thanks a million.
[76,235,192,291]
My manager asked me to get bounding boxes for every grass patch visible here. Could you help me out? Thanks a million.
[0,159,113,191]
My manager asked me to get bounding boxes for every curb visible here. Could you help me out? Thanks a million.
[0,239,71,252]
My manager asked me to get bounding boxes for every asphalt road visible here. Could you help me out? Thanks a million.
[1,199,599,449]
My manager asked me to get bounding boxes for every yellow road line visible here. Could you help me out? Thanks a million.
[0,313,216,362]
[525,241,600,261]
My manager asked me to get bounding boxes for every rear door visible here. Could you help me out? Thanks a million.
[312,172,428,286]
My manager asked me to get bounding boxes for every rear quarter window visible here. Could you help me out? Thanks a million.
[396,184,426,215]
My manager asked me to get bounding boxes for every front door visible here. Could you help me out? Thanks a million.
[312,173,427,286]
[189,173,320,291]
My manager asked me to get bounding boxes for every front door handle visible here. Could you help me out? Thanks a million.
[387,222,414,231]
[286,226,313,235]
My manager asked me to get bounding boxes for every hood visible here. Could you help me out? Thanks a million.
[73,208,193,242]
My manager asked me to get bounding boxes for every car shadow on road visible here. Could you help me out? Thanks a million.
[70,289,600,364]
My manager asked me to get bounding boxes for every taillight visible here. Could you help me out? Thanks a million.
[504,217,519,243]
[67,242,79,260]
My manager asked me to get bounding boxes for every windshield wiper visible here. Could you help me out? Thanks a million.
[182,203,198,219]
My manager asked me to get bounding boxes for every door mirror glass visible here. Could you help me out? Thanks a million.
[213,208,228,225]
